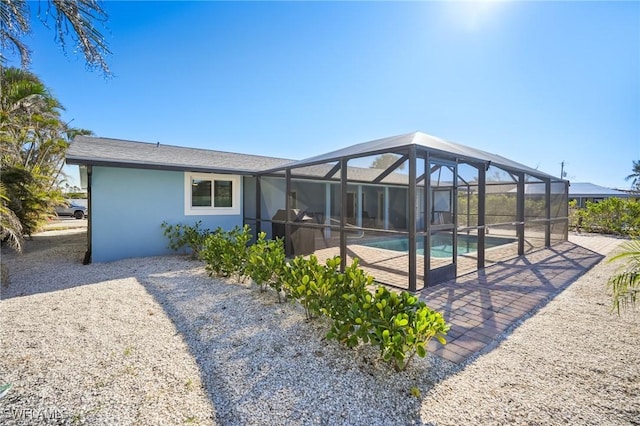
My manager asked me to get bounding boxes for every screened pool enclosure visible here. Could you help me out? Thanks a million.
[243,132,569,292]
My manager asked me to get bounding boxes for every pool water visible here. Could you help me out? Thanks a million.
[361,234,516,258]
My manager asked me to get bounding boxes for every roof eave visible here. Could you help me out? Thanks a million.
[65,157,260,175]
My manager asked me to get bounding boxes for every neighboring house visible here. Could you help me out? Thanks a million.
[569,182,631,208]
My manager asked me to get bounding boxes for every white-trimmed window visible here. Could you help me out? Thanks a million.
[184,172,241,215]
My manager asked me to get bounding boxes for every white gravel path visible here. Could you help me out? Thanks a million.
[1,228,638,425]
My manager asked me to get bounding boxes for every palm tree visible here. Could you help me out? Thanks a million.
[0,182,24,253]
[1,67,62,162]
[608,239,640,314]
[625,160,640,191]
[0,67,72,237]
[1,68,65,169]
[0,0,111,75]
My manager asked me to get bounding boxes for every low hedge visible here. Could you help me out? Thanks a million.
[162,222,449,371]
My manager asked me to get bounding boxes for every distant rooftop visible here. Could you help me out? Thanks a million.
[569,182,630,197]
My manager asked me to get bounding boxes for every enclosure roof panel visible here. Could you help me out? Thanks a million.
[66,136,294,174]
[287,162,412,185]
[263,131,560,180]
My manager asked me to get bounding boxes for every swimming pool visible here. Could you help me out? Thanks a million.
[361,234,516,258]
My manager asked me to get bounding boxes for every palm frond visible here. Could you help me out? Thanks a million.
[0,183,24,253]
[607,239,640,314]
[1,0,111,76]
[608,271,640,315]
[0,0,31,67]
[48,0,111,76]
[608,240,640,267]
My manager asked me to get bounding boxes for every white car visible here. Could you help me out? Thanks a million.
[55,202,88,219]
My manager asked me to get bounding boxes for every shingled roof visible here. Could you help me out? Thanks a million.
[66,136,293,174]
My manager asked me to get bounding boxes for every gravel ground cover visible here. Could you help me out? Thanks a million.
[1,229,638,425]
[420,242,640,425]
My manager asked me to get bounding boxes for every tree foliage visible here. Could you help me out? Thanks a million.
[370,153,405,171]
[1,67,90,242]
[572,197,640,237]
[0,0,111,75]
[457,192,550,227]
[625,160,640,191]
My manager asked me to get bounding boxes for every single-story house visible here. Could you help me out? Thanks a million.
[568,182,632,208]
[66,136,292,263]
[66,132,569,291]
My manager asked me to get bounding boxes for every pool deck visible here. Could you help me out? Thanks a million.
[420,234,623,364]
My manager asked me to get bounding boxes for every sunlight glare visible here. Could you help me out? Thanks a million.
[445,0,505,33]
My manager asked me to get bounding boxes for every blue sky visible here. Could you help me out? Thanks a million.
[12,1,640,189]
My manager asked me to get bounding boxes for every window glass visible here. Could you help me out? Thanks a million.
[192,179,212,207]
[185,172,240,215]
[214,180,233,207]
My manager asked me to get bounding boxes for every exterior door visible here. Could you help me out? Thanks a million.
[428,159,457,284]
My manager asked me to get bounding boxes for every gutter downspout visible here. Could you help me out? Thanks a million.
[82,165,92,265]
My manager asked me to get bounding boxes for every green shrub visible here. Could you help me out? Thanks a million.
[285,256,450,371]
[574,198,640,237]
[161,221,450,372]
[161,221,210,258]
[366,287,449,371]
[327,283,449,371]
[281,255,344,320]
[280,255,374,328]
[65,192,87,199]
[199,227,228,276]
[324,259,375,348]
[245,232,287,301]
[200,225,252,280]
